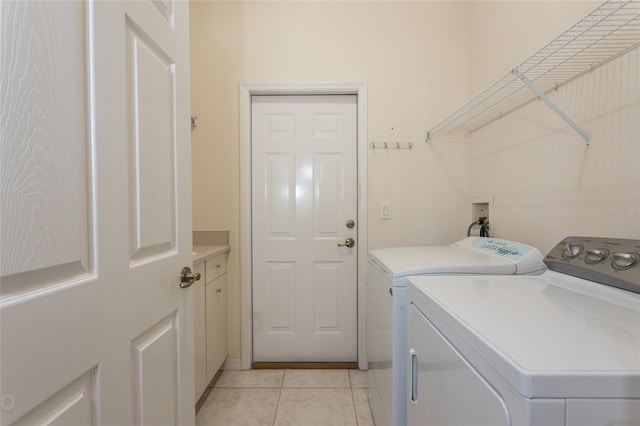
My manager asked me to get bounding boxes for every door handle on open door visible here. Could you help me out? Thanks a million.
[180,266,201,288]
[338,238,355,248]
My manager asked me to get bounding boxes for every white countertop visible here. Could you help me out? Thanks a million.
[193,245,230,263]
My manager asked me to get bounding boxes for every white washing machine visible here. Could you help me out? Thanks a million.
[367,237,546,426]
[407,236,640,426]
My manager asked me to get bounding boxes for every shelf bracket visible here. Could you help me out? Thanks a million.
[513,69,592,148]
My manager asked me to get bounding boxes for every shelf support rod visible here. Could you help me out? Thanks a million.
[513,69,592,148]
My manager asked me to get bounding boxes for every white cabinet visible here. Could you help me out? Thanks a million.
[193,252,228,402]
[193,261,207,399]
[205,254,227,384]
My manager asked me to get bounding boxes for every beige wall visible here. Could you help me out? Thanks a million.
[468,46,640,254]
[468,1,639,254]
[469,1,599,93]
[190,1,473,359]
[189,1,639,360]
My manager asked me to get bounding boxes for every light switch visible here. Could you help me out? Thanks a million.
[381,202,391,220]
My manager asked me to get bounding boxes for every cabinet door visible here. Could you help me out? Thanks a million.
[193,262,207,399]
[206,274,228,383]
[205,254,226,284]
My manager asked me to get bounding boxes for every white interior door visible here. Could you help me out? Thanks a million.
[251,95,358,362]
[0,1,193,425]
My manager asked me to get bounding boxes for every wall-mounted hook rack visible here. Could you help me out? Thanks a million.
[369,142,414,150]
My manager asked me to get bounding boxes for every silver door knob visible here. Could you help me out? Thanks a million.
[180,266,201,288]
[338,238,355,248]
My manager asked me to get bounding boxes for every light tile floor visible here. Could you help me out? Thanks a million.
[196,369,374,426]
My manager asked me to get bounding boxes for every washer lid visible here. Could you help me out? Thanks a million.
[408,272,640,399]
[368,237,545,279]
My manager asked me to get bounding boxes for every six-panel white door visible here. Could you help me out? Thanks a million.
[252,95,358,362]
[0,1,193,424]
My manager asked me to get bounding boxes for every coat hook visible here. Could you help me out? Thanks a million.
[369,142,415,150]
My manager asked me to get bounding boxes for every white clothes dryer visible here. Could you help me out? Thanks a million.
[407,236,640,426]
[366,237,546,426]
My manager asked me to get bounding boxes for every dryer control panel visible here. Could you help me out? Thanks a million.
[451,237,546,275]
[544,236,640,294]
[470,238,534,260]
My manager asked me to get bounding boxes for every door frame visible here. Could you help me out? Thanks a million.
[239,82,368,370]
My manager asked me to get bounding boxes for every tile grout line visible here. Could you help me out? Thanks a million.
[349,387,359,426]
[272,387,283,426]
[271,370,286,426]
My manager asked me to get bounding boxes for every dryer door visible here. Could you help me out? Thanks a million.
[408,303,511,426]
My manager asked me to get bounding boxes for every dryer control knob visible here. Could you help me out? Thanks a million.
[612,252,639,270]
[585,248,608,264]
[563,243,583,259]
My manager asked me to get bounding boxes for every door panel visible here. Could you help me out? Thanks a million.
[313,262,341,330]
[0,0,91,296]
[266,262,296,331]
[313,155,342,236]
[131,313,179,426]
[265,153,296,237]
[0,1,193,424]
[126,24,176,263]
[252,95,357,362]
[11,370,96,426]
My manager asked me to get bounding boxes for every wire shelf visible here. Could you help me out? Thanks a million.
[426,0,640,142]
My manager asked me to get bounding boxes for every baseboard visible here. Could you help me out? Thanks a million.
[222,357,242,371]
[223,358,358,370]
[252,362,358,370]
[195,369,223,414]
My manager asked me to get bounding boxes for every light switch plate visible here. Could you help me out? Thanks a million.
[381,202,391,220]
